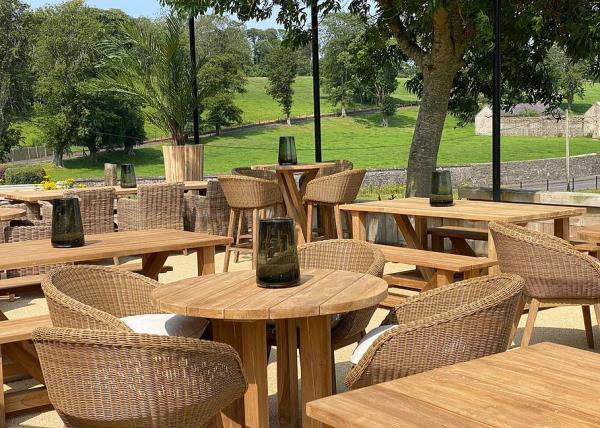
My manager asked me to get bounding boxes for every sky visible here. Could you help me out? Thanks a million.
[25,0,282,29]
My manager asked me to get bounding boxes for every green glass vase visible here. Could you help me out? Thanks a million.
[120,164,137,188]
[278,136,297,165]
[430,170,454,207]
[51,197,85,248]
[256,217,300,288]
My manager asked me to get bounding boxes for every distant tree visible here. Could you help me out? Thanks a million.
[205,93,242,135]
[264,45,298,124]
[545,45,589,113]
[247,28,280,76]
[0,0,34,159]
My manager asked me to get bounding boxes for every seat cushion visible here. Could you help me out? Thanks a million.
[350,324,396,365]
[120,314,209,338]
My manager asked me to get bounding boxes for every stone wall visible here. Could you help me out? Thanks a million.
[475,103,600,138]
[362,153,600,187]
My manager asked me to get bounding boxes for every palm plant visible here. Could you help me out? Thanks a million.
[98,12,199,146]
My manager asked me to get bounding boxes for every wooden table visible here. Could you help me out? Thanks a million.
[0,180,208,203]
[152,268,387,428]
[252,163,335,244]
[341,198,586,273]
[0,229,230,278]
[306,342,600,427]
[579,224,600,244]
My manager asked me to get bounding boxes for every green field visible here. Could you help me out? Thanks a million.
[40,105,600,181]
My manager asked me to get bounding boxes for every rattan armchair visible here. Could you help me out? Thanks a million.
[489,221,600,348]
[33,326,247,428]
[219,175,283,271]
[345,274,524,390]
[117,183,184,231]
[183,180,230,236]
[303,169,366,240]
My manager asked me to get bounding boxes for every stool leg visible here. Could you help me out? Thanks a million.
[234,213,243,263]
[306,203,314,243]
[252,208,260,270]
[223,209,237,273]
[322,205,332,239]
[333,205,344,239]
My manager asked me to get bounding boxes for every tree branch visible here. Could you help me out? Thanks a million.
[376,0,426,67]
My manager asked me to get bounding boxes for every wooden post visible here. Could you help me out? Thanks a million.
[104,163,117,186]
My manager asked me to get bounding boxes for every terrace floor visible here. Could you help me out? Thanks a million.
[3,250,599,427]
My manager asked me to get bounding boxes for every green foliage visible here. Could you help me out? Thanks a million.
[515,108,541,118]
[265,45,299,123]
[98,12,198,146]
[4,164,46,184]
[545,45,589,112]
[205,93,243,135]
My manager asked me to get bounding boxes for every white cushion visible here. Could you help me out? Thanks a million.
[120,314,209,338]
[350,324,397,365]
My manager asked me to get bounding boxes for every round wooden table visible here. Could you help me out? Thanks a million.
[252,162,335,244]
[152,268,387,428]
[579,225,600,244]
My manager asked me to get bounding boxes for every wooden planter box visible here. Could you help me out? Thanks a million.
[162,145,204,183]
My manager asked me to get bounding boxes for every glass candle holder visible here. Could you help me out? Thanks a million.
[51,197,85,248]
[430,170,454,207]
[256,217,300,288]
[120,164,137,188]
[278,136,297,165]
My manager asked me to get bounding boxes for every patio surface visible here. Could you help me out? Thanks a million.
[3,250,599,427]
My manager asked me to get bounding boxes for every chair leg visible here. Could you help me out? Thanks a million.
[306,202,314,243]
[233,214,243,263]
[333,205,344,239]
[595,304,600,327]
[223,209,237,273]
[509,295,526,348]
[322,206,333,239]
[582,305,595,349]
[521,298,540,347]
[252,208,260,270]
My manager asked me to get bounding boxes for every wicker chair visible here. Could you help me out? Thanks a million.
[345,274,525,390]
[41,265,208,337]
[218,175,283,271]
[303,169,366,241]
[231,166,278,181]
[40,187,116,234]
[33,326,247,428]
[183,180,230,236]
[298,160,354,193]
[489,221,600,348]
[117,183,184,231]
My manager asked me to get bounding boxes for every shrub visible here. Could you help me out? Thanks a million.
[4,165,47,184]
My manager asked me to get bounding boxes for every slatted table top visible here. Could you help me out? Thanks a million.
[153,268,387,320]
[0,207,26,221]
[0,181,208,202]
[252,162,336,172]
[340,197,586,222]
[0,229,231,270]
[579,225,600,243]
[306,343,600,427]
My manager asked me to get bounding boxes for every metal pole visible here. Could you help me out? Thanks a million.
[189,16,200,145]
[492,0,501,201]
[311,0,322,162]
[565,108,571,190]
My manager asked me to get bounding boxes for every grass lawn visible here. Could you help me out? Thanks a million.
[41,106,600,181]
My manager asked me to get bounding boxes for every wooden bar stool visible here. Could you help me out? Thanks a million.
[303,169,366,241]
[219,175,283,271]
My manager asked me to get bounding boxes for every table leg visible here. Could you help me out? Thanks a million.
[196,246,215,275]
[282,172,308,237]
[393,215,433,281]
[554,217,571,240]
[141,251,169,279]
[350,211,366,241]
[487,229,500,275]
[277,174,306,245]
[299,315,332,428]
[240,320,269,428]
[276,319,299,428]
[414,217,428,250]
[212,321,245,428]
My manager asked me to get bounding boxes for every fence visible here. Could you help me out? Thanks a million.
[506,175,600,192]
[8,146,50,163]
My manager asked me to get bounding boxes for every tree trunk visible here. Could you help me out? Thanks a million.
[405,64,458,196]
[125,143,135,157]
[215,125,221,136]
[286,114,291,125]
[53,149,64,168]
[88,145,97,162]
[341,106,347,117]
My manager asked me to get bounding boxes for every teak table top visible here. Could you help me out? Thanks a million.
[306,343,600,428]
[579,224,600,243]
[153,268,388,320]
[0,207,26,221]
[0,181,208,203]
[340,197,586,223]
[252,162,336,172]
[0,229,231,270]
